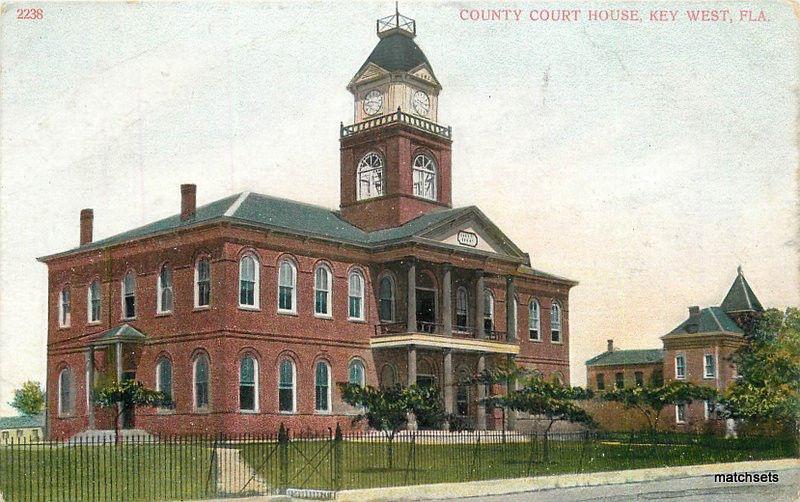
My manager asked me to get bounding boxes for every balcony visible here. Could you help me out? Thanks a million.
[372,322,517,354]
[340,109,452,140]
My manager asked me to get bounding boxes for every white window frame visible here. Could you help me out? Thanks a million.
[58,287,71,328]
[703,354,716,379]
[348,270,365,321]
[238,254,260,309]
[314,265,333,318]
[278,359,296,414]
[121,271,136,320]
[412,153,437,201]
[315,361,332,413]
[239,356,259,413]
[455,287,469,330]
[58,368,73,417]
[193,355,210,412]
[483,289,494,331]
[550,302,562,343]
[194,257,211,309]
[155,358,173,410]
[675,403,686,424]
[356,151,385,201]
[675,354,686,379]
[156,264,174,315]
[348,359,366,387]
[277,259,297,314]
[528,299,541,341]
[378,275,395,322]
[87,280,101,323]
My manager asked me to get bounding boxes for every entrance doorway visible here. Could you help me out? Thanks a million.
[121,371,136,429]
[416,289,436,332]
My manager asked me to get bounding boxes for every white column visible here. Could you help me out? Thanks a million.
[407,345,418,430]
[506,277,516,342]
[476,354,486,429]
[86,347,95,429]
[442,264,452,336]
[406,259,417,332]
[443,349,453,416]
[474,270,485,338]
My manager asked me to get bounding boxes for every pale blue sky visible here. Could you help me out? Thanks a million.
[1,1,797,415]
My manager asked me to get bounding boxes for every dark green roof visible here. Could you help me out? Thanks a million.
[665,306,743,336]
[586,349,664,367]
[0,415,44,429]
[92,324,147,345]
[360,32,433,75]
[721,267,763,313]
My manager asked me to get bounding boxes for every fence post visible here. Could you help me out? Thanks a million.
[333,423,343,492]
[278,424,289,493]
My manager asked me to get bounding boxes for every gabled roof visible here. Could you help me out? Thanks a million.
[91,324,147,346]
[664,306,743,337]
[586,349,664,367]
[721,266,764,313]
[0,415,44,430]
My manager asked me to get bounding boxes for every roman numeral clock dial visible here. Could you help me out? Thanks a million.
[363,90,383,116]
[412,90,430,116]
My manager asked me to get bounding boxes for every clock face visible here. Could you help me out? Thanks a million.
[412,90,431,116]
[363,90,383,116]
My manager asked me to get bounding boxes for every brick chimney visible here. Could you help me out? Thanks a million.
[607,339,614,352]
[689,306,700,319]
[180,184,196,221]
[80,209,93,245]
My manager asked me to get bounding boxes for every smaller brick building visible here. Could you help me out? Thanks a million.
[585,267,763,433]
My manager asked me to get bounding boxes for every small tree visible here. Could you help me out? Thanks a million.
[9,381,45,416]
[470,362,528,438]
[602,381,718,435]
[94,380,170,443]
[494,376,595,460]
[339,383,443,468]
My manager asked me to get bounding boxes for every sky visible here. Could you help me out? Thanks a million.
[0,1,798,416]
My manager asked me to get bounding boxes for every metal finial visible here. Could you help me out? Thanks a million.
[737,265,743,275]
[395,2,400,27]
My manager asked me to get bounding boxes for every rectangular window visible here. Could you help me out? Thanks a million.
[704,354,716,378]
[615,372,624,389]
[596,374,605,390]
[279,286,293,311]
[90,296,100,322]
[315,290,328,315]
[349,295,362,320]
[704,400,716,420]
[240,282,254,306]
[197,260,211,307]
[634,371,644,387]
[675,355,686,379]
[240,381,255,411]
[676,403,686,424]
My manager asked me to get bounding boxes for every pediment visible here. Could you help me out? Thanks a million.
[421,209,526,260]
[409,64,441,88]
[350,63,390,88]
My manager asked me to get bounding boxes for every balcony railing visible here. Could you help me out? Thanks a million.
[375,322,510,343]
[341,109,452,140]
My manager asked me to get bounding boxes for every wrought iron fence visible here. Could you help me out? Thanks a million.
[0,428,793,501]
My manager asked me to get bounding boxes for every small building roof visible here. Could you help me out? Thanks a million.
[720,266,764,313]
[91,324,147,346]
[664,306,743,337]
[586,349,664,367]
[0,415,44,429]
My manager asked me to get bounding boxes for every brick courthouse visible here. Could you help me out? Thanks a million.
[39,11,576,439]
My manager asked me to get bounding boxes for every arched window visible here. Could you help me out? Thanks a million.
[88,280,101,323]
[195,257,211,308]
[156,358,173,406]
[278,260,297,313]
[239,356,258,412]
[528,299,540,341]
[122,272,136,319]
[58,287,71,327]
[378,276,395,322]
[456,287,468,330]
[348,271,365,321]
[238,254,259,308]
[157,264,174,314]
[356,152,384,200]
[348,359,366,387]
[193,354,210,411]
[380,364,397,389]
[278,359,296,413]
[58,368,74,416]
[315,361,331,412]
[551,302,562,343]
[412,154,437,201]
[483,289,494,334]
[314,265,332,317]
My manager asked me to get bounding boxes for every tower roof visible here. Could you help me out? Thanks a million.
[720,266,764,313]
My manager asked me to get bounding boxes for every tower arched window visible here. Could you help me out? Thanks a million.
[412,154,437,201]
[157,264,174,314]
[314,265,332,317]
[456,287,469,331]
[195,257,211,308]
[378,276,395,322]
[278,359,296,413]
[58,287,71,327]
[551,302,562,343]
[483,289,494,334]
[239,254,259,308]
[278,260,297,313]
[193,354,210,411]
[88,280,101,323]
[348,270,365,321]
[315,361,331,413]
[122,272,136,319]
[58,367,74,417]
[356,152,384,200]
[528,299,541,341]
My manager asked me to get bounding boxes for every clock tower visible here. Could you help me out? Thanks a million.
[339,8,453,231]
